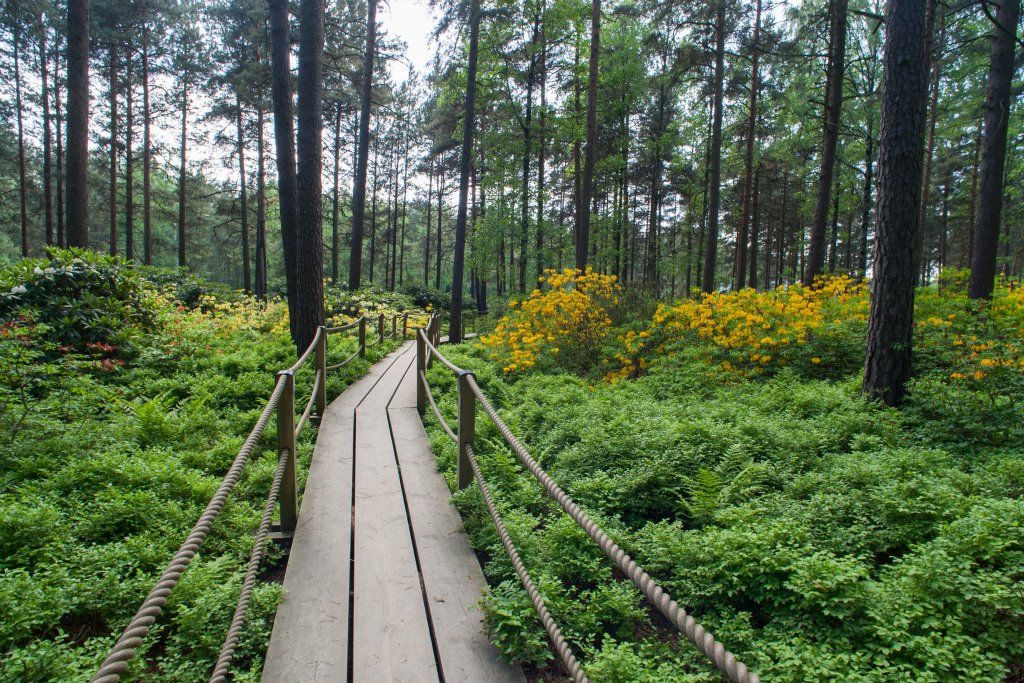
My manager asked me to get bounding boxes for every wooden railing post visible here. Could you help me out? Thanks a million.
[314,326,327,418]
[392,314,398,339]
[358,316,366,358]
[456,371,475,490]
[277,370,298,534]
[416,329,426,416]
[402,312,409,339]
[378,313,385,344]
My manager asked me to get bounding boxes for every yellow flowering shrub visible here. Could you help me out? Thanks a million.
[480,268,619,374]
[609,275,869,380]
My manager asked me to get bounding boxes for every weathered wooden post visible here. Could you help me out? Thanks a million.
[403,312,409,339]
[314,327,327,418]
[416,329,426,415]
[277,370,298,533]
[456,371,475,490]
[392,314,397,339]
[358,316,366,358]
[378,312,385,344]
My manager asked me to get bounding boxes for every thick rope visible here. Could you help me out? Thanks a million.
[326,348,360,372]
[466,375,760,683]
[91,376,288,683]
[325,317,363,334]
[208,445,290,683]
[420,332,463,374]
[465,443,588,683]
[294,370,322,438]
[286,327,322,374]
[419,370,457,443]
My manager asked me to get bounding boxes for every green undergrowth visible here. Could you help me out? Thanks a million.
[0,251,408,681]
[422,337,1024,682]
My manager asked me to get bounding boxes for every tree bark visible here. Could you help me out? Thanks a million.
[65,0,90,248]
[858,113,874,278]
[748,164,761,288]
[968,0,1019,299]
[349,0,377,290]
[269,0,300,337]
[916,7,944,283]
[576,0,600,270]
[450,0,481,343]
[177,71,187,267]
[39,16,54,247]
[863,0,929,406]
[294,0,327,351]
[332,104,342,283]
[125,51,134,260]
[142,21,153,264]
[236,95,250,292]
[55,34,65,248]
[256,99,268,300]
[425,157,433,285]
[535,9,547,282]
[702,1,726,292]
[737,0,762,289]
[14,20,29,256]
[109,47,119,257]
[806,0,848,285]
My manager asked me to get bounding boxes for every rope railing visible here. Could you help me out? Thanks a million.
[415,319,761,683]
[90,309,412,682]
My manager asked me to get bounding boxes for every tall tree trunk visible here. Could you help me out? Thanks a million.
[390,144,399,290]
[701,1,726,292]
[806,0,848,285]
[109,48,119,257]
[966,125,981,266]
[349,0,377,290]
[858,112,875,277]
[576,0,600,270]
[519,16,537,293]
[177,74,187,267]
[294,0,326,351]
[572,38,582,253]
[56,39,65,248]
[748,164,761,288]
[436,166,443,289]
[916,7,945,282]
[236,95,250,292]
[863,0,929,406]
[65,0,90,248]
[425,157,433,285]
[450,0,481,343]
[737,0,762,289]
[535,9,547,282]
[256,99,268,300]
[331,105,342,283]
[142,23,153,264]
[40,16,54,247]
[269,0,300,337]
[124,52,134,259]
[968,0,1020,299]
[14,21,29,256]
[370,148,379,283]
[400,135,410,287]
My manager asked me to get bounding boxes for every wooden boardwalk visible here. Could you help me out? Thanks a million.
[262,341,524,682]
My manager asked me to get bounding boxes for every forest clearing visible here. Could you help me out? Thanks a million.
[1,0,1023,679]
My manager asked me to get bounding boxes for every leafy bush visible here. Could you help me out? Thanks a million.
[400,283,451,311]
[0,248,160,352]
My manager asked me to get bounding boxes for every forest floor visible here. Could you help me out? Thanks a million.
[423,269,1024,682]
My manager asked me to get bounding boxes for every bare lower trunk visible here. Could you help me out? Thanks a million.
[701,2,726,292]
[576,0,600,270]
[40,18,54,247]
[349,0,377,290]
[66,0,90,248]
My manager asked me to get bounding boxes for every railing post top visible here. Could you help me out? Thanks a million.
[277,369,295,379]
[456,369,475,380]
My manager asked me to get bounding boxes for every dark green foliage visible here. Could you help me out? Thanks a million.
[0,249,159,352]
[422,339,1024,681]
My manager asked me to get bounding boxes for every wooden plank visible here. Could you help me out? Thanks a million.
[351,345,440,681]
[388,395,526,682]
[262,344,415,682]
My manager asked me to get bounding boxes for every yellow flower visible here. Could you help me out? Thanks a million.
[811,357,821,364]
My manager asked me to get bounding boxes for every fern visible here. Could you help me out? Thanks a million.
[677,444,767,527]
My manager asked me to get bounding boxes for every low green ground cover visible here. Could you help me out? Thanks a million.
[424,279,1024,682]
[0,250,413,681]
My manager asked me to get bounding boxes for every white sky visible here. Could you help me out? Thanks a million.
[380,0,437,83]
